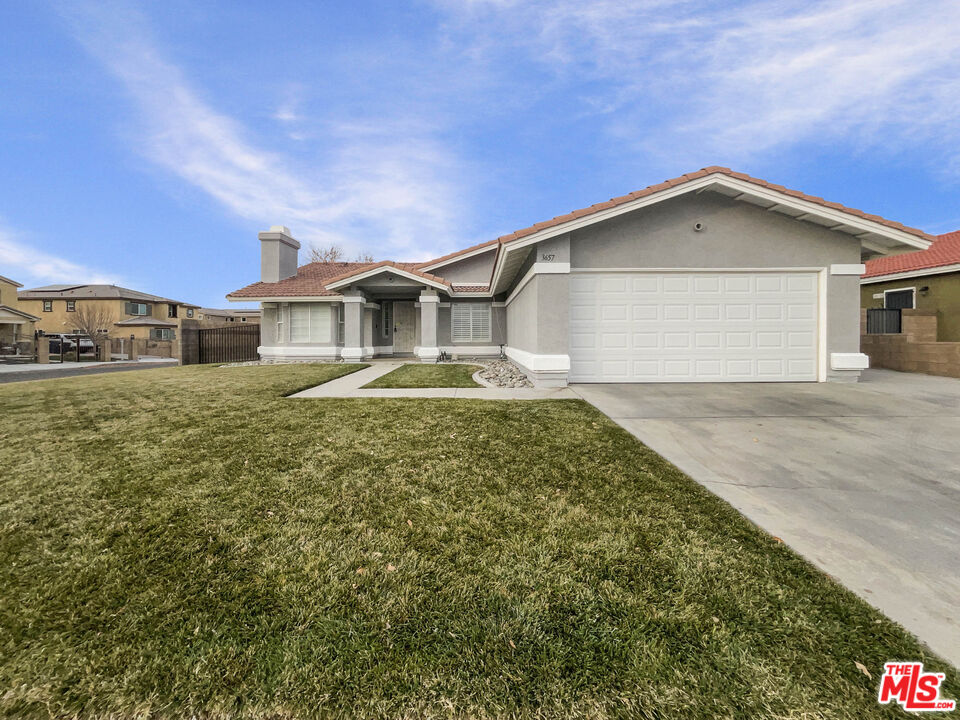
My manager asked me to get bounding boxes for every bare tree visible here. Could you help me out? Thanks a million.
[309,244,376,264]
[309,244,345,263]
[72,302,116,359]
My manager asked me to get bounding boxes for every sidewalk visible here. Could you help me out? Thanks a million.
[0,358,178,384]
[289,363,578,400]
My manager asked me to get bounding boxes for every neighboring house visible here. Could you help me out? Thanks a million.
[861,230,960,341]
[196,308,262,325]
[228,166,932,386]
[0,274,40,356]
[17,284,200,341]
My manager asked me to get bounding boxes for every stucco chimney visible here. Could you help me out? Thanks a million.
[259,225,300,283]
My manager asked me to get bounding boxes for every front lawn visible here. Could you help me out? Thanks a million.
[0,364,955,718]
[363,362,482,388]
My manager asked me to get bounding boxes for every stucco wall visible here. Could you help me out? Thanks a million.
[429,249,497,285]
[567,192,864,366]
[506,275,539,353]
[437,301,506,347]
[861,271,960,341]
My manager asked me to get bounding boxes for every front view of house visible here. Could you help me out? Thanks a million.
[228,167,932,386]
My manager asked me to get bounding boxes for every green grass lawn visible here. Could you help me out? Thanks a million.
[362,362,482,388]
[0,364,955,719]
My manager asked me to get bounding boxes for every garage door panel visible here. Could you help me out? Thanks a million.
[569,271,819,382]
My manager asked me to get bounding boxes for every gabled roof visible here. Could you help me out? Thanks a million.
[227,261,370,299]
[863,230,960,280]
[0,304,40,322]
[19,284,198,307]
[228,166,935,301]
[0,275,23,288]
[323,261,450,291]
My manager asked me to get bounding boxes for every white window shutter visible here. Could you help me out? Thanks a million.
[471,304,491,341]
[290,305,310,342]
[309,304,331,342]
[452,304,472,342]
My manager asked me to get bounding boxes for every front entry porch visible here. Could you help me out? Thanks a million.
[340,288,442,363]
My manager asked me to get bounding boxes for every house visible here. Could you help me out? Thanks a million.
[228,167,932,386]
[17,284,200,343]
[861,230,960,341]
[196,308,262,325]
[0,274,41,358]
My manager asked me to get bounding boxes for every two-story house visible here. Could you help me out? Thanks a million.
[0,274,41,358]
[18,284,199,342]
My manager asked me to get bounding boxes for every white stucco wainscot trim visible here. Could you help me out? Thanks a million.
[830,353,870,370]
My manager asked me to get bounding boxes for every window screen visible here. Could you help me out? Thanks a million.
[451,303,491,342]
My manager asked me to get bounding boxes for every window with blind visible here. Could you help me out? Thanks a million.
[451,303,491,343]
[290,304,332,343]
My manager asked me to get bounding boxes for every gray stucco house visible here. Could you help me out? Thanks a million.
[228,167,932,386]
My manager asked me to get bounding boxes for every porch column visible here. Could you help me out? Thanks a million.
[341,295,368,362]
[416,290,440,362]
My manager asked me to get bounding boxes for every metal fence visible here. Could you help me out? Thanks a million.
[866,308,901,335]
[182,325,260,364]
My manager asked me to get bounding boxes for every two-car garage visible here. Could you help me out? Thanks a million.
[568,271,820,382]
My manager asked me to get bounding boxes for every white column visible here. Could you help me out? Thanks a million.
[340,295,368,361]
[416,290,440,362]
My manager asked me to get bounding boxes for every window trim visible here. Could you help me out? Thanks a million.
[66,300,76,312]
[42,300,53,312]
[337,304,345,345]
[186,308,194,318]
[451,302,492,343]
[883,286,916,309]
[381,301,392,338]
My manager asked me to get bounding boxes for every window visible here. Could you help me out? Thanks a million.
[241,316,247,322]
[290,303,332,343]
[451,303,491,342]
[381,301,393,338]
[150,328,175,340]
[66,300,76,312]
[168,304,178,318]
[337,304,345,345]
[42,300,53,312]
[125,302,148,316]
[884,288,915,310]
[186,308,194,318]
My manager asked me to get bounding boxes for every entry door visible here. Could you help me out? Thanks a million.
[569,271,819,382]
[393,301,416,353]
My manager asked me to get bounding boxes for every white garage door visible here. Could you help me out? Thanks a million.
[569,271,819,382]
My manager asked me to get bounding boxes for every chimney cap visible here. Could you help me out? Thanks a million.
[258,225,300,249]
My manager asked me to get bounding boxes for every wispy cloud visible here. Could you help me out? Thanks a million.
[0,224,120,286]
[432,0,960,171]
[60,2,469,260]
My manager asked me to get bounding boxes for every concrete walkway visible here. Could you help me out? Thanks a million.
[572,369,960,668]
[289,363,578,399]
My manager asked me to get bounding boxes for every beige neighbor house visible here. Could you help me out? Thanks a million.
[228,167,932,386]
[196,308,262,325]
[0,274,41,359]
[18,284,199,359]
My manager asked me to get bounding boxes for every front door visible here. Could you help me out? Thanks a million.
[393,301,416,353]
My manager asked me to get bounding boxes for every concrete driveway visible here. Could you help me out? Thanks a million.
[572,369,960,667]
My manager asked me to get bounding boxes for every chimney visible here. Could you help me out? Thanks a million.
[259,225,300,283]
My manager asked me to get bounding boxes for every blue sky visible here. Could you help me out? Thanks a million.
[1,0,959,308]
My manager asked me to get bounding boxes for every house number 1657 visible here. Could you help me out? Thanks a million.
[541,253,556,261]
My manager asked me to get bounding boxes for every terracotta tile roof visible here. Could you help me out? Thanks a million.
[227,261,452,299]
[493,166,934,245]
[864,230,960,278]
[450,284,491,293]
[322,260,450,289]
[227,262,370,298]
